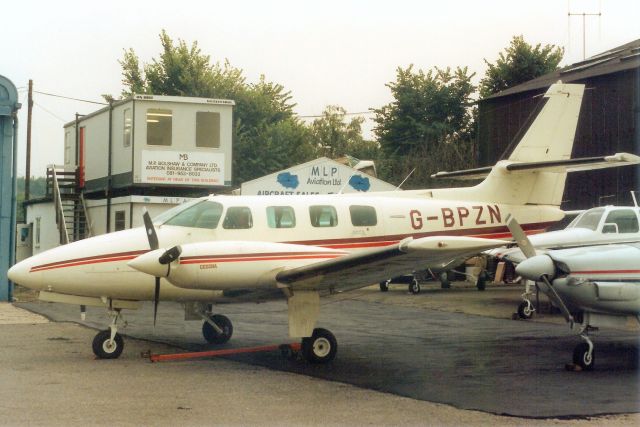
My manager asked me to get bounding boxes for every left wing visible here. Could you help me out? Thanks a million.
[276,236,507,293]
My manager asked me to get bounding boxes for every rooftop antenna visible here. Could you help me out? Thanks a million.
[395,168,416,191]
[568,0,602,60]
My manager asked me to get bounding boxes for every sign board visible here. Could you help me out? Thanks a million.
[241,158,397,195]
[140,150,224,186]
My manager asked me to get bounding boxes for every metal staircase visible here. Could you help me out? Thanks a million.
[46,165,93,244]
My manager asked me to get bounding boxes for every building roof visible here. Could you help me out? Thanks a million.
[485,39,640,100]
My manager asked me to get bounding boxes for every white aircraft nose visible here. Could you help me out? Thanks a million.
[128,249,170,277]
[8,259,42,290]
[516,255,556,281]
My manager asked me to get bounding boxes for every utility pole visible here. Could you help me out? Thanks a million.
[568,11,602,60]
[25,79,33,201]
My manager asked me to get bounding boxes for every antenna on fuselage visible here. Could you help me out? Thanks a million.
[395,168,416,191]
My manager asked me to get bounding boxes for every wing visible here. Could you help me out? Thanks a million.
[276,236,507,293]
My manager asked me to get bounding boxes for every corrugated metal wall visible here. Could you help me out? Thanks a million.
[477,69,639,210]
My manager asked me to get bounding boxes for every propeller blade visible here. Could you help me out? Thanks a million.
[143,209,159,251]
[506,214,574,326]
[505,214,536,258]
[540,276,574,326]
[153,277,160,327]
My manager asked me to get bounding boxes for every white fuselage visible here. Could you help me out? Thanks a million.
[9,194,563,302]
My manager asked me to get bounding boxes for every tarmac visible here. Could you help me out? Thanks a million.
[2,281,640,426]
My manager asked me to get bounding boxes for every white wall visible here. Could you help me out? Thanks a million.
[25,202,59,255]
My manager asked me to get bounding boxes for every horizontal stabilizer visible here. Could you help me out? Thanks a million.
[432,152,640,180]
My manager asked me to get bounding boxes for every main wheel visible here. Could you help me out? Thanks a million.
[476,271,487,291]
[517,301,534,319]
[92,330,124,359]
[408,279,421,294]
[439,272,451,289]
[202,314,233,345]
[573,342,594,370]
[301,328,337,363]
[379,280,390,292]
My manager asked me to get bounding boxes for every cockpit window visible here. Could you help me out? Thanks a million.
[603,209,639,233]
[570,208,604,231]
[162,200,223,229]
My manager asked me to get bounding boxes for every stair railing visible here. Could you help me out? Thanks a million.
[49,165,70,245]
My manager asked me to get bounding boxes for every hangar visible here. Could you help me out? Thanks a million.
[477,39,640,210]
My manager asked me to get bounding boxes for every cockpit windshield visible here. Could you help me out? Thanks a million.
[155,200,224,229]
[567,208,604,231]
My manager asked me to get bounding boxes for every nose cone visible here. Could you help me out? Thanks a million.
[8,259,42,290]
[516,255,556,281]
[128,250,169,277]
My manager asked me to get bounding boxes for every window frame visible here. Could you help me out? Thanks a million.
[267,206,296,229]
[222,206,254,230]
[349,205,377,227]
[146,108,173,146]
[195,111,221,148]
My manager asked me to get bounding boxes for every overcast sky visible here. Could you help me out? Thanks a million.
[2,0,638,177]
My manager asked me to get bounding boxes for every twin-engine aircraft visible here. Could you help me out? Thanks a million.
[8,82,640,363]
[506,216,640,370]
[490,205,640,318]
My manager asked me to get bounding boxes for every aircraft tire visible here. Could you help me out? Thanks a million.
[573,342,594,370]
[409,279,421,294]
[301,328,337,363]
[92,330,124,359]
[202,314,233,345]
[517,301,534,319]
[379,281,390,292]
[439,272,451,289]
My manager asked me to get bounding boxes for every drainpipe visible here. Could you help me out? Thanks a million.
[106,101,113,232]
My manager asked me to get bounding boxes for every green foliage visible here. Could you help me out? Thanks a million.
[479,35,564,99]
[16,177,48,221]
[309,106,379,160]
[372,66,476,158]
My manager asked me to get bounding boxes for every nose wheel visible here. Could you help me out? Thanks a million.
[92,308,125,359]
[202,314,234,345]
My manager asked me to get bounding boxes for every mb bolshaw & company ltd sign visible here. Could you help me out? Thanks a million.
[141,150,224,186]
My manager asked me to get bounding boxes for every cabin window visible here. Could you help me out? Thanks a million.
[196,112,221,148]
[146,108,172,146]
[163,200,223,229]
[267,206,296,228]
[602,209,639,233]
[115,210,126,231]
[223,207,253,229]
[123,108,132,147]
[349,205,377,226]
[572,208,604,231]
[309,205,338,227]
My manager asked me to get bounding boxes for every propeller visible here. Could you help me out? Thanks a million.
[142,209,162,326]
[505,214,574,326]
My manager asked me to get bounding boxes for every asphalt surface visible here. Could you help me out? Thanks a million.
[18,287,640,419]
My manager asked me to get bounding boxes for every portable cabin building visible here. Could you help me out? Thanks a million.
[63,94,234,196]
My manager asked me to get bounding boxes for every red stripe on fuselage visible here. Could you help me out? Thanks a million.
[180,254,343,265]
[27,222,552,272]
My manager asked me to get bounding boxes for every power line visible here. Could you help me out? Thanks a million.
[33,101,68,123]
[33,90,108,106]
[298,111,375,118]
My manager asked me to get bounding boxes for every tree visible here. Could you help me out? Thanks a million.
[309,106,379,160]
[117,31,316,185]
[371,66,477,188]
[479,35,564,99]
[372,66,476,158]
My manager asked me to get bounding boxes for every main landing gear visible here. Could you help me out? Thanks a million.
[300,328,337,363]
[570,324,595,371]
[92,308,125,359]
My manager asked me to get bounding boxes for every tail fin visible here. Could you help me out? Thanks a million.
[431,82,585,206]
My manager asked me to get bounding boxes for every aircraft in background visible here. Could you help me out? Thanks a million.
[8,82,640,363]
[506,215,640,370]
[490,204,640,318]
